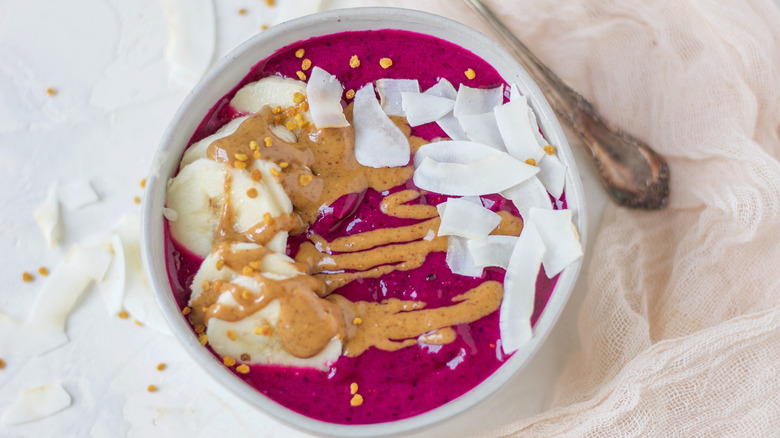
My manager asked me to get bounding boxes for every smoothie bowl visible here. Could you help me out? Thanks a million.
[141,7,586,437]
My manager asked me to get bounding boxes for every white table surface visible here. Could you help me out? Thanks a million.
[0,1,608,437]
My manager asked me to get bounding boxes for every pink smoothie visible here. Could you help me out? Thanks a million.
[166,30,562,424]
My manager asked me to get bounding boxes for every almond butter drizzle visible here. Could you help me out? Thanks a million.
[191,99,522,360]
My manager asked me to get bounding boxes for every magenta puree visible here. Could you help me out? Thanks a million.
[165,30,560,424]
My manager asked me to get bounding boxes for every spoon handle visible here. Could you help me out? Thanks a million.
[463,0,670,209]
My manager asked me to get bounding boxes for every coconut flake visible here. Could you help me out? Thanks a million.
[509,82,523,102]
[537,154,567,199]
[401,92,455,127]
[453,84,504,117]
[0,312,68,356]
[1,383,72,425]
[413,155,538,196]
[424,78,458,100]
[495,97,546,163]
[527,106,549,147]
[501,176,553,220]
[457,112,506,151]
[306,67,349,128]
[65,243,112,282]
[34,185,63,248]
[500,221,546,354]
[413,140,504,167]
[445,236,483,277]
[97,235,125,316]
[436,115,469,141]
[528,208,582,278]
[436,198,501,240]
[467,235,518,269]
[375,79,419,117]
[28,259,93,333]
[353,84,410,168]
[59,179,99,210]
[161,0,215,88]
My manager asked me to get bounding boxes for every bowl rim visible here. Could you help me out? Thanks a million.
[141,6,587,437]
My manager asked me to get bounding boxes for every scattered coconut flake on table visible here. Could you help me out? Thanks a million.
[33,184,62,248]
[445,236,483,278]
[65,243,112,282]
[306,67,349,128]
[436,197,502,240]
[161,0,216,88]
[400,92,455,127]
[528,208,582,278]
[59,179,99,210]
[501,176,553,220]
[413,154,538,196]
[0,312,68,357]
[537,153,568,199]
[453,84,503,117]
[457,112,506,151]
[28,256,93,334]
[495,96,546,163]
[1,383,72,425]
[97,235,126,315]
[375,78,419,117]
[353,84,410,168]
[231,76,307,114]
[500,221,546,354]
[467,235,518,269]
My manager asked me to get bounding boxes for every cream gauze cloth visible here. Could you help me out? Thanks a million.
[336,0,780,435]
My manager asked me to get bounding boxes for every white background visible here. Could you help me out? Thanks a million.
[0,1,610,436]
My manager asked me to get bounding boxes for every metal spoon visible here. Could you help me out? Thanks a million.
[463,0,670,209]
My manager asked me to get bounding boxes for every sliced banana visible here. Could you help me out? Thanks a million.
[180,116,249,169]
[231,76,310,120]
[166,158,292,257]
[192,243,341,371]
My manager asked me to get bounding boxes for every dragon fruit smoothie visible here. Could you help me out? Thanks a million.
[164,30,562,424]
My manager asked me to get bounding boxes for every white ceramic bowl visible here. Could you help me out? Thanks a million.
[142,7,586,437]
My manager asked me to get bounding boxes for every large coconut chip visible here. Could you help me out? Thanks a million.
[413,154,538,196]
[528,208,582,278]
[375,78,419,117]
[501,176,553,220]
[401,92,455,127]
[494,96,546,163]
[413,140,503,167]
[445,236,484,277]
[453,84,504,117]
[306,67,349,128]
[353,84,410,168]
[467,235,518,269]
[457,112,507,151]
[1,383,72,425]
[537,154,568,199]
[437,197,502,240]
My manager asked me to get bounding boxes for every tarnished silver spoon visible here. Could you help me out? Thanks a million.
[463,0,670,209]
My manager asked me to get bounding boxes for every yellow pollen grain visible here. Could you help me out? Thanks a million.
[22,272,34,282]
[133,196,141,204]
[249,261,262,269]
[465,68,476,80]
[118,310,129,319]
[525,158,537,166]
[285,120,298,131]
[261,24,269,31]
[236,364,250,374]
[262,326,273,335]
[201,306,208,312]
[213,280,223,292]
[241,290,252,300]
[273,115,283,124]
[246,187,258,198]
[134,319,143,326]
[345,89,355,99]
[270,167,281,177]
[182,306,192,315]
[234,153,248,161]
[140,178,147,188]
[544,145,557,155]
[194,324,205,334]
[349,55,360,68]
[301,59,312,71]
[299,121,310,129]
[352,317,363,325]
[234,161,247,170]
[223,356,237,367]
[294,113,304,124]
[226,330,237,342]
[238,8,247,15]
[38,267,49,276]
[379,57,393,69]
[242,266,254,276]
[156,363,166,371]
[240,353,251,362]
[279,161,289,168]
[300,102,309,112]
[147,385,157,393]
[249,140,260,150]
[46,88,57,96]
[296,71,307,81]
[201,280,210,290]
[350,382,359,395]
[272,106,282,114]
[298,173,312,187]
[250,168,263,182]
[263,212,273,224]
[295,48,305,58]
[253,150,261,159]
[263,136,273,147]
[293,92,306,104]
[216,259,225,270]
[266,0,275,6]
[0,359,6,369]
[350,394,364,407]
[199,334,208,345]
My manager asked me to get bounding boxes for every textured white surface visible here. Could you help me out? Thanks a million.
[0,1,606,437]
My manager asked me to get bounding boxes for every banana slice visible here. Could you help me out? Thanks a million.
[180,116,249,169]
[191,243,342,371]
[166,158,292,257]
